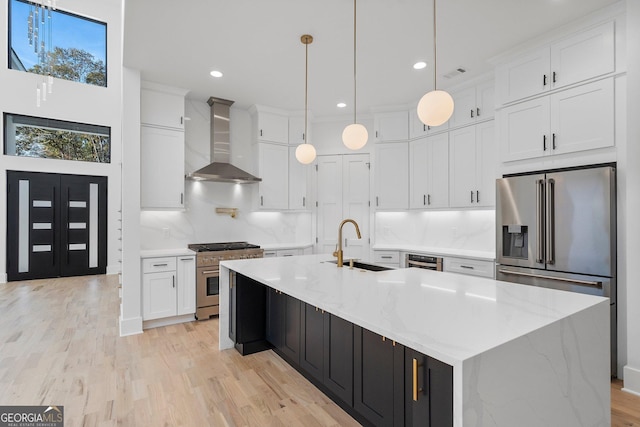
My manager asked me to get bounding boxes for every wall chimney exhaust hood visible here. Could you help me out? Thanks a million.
[186,97,261,183]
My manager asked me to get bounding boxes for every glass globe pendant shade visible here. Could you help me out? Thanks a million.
[417,90,454,127]
[342,123,368,150]
[295,143,317,164]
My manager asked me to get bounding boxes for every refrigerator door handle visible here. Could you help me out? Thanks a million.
[546,178,555,265]
[498,269,603,288]
[536,179,545,263]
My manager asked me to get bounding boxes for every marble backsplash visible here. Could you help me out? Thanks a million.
[374,209,496,252]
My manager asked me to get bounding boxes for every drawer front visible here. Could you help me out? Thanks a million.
[142,256,177,273]
[444,257,494,278]
[374,251,400,264]
[277,249,301,257]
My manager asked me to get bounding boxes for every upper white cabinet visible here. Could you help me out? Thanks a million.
[257,142,289,209]
[449,121,497,208]
[288,146,309,210]
[409,133,449,209]
[496,21,615,104]
[374,111,409,142]
[374,142,409,210]
[140,83,188,210]
[256,111,289,143]
[140,84,186,130]
[288,116,307,146]
[448,81,495,128]
[409,107,448,139]
[500,78,614,162]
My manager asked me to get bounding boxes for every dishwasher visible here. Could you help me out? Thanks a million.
[406,253,443,271]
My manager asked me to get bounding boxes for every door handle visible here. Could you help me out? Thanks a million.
[498,269,602,288]
[201,270,219,275]
[546,178,555,265]
[470,190,474,203]
[423,194,426,206]
[172,275,175,288]
[536,179,545,263]
[552,133,557,150]
[427,194,431,205]
[543,135,547,151]
[476,107,480,117]
[476,190,479,203]
[543,74,548,86]
[153,263,168,267]
[470,109,474,118]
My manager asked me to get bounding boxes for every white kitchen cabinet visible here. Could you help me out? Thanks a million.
[374,111,409,142]
[142,255,195,322]
[140,84,186,130]
[500,79,614,162]
[257,142,289,210]
[373,250,400,268]
[409,107,448,139]
[288,146,309,210]
[496,21,615,104]
[140,126,185,209]
[444,257,494,278]
[288,116,307,146]
[449,81,495,129]
[176,256,196,315]
[409,133,449,209]
[374,142,409,210]
[277,249,301,257]
[256,111,289,144]
[449,121,496,208]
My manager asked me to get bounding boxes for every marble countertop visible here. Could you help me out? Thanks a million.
[372,244,495,261]
[221,254,607,366]
[140,248,195,258]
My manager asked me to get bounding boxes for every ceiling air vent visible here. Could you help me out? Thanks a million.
[443,67,467,79]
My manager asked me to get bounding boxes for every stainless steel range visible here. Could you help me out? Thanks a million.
[188,242,263,320]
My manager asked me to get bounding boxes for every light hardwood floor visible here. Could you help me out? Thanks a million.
[0,275,638,426]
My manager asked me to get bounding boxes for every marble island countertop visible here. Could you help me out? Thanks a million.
[220,254,606,366]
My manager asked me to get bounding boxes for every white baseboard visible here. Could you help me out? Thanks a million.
[143,314,195,330]
[0,273,6,284]
[119,316,143,336]
[622,365,640,396]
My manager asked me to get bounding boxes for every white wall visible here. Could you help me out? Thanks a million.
[138,98,312,249]
[0,0,123,282]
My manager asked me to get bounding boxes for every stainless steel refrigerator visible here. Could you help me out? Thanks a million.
[495,165,616,376]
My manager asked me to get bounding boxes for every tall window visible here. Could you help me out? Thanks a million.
[8,0,107,87]
[4,113,111,163]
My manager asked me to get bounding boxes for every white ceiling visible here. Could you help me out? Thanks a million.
[123,0,619,118]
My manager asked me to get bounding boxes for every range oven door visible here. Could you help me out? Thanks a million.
[196,267,220,317]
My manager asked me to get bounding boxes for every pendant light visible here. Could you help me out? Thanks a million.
[417,0,454,126]
[296,34,317,164]
[342,0,368,150]
[28,0,57,107]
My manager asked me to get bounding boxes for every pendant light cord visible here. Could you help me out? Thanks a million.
[305,39,308,144]
[433,0,437,91]
[353,0,357,125]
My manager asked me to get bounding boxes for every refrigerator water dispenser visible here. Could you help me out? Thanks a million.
[502,225,528,259]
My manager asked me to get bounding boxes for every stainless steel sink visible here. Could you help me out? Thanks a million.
[325,259,392,272]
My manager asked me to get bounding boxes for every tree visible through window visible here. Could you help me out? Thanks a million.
[8,0,107,87]
[4,114,111,163]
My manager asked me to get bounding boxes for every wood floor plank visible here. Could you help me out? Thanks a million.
[0,274,638,426]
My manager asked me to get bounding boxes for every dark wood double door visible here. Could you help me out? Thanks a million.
[6,171,107,281]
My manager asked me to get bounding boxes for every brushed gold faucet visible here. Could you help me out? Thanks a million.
[333,219,362,267]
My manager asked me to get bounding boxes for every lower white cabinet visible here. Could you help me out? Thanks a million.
[264,248,310,258]
[373,250,400,268]
[444,257,494,278]
[142,255,195,321]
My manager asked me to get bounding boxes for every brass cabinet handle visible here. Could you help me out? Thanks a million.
[412,358,419,401]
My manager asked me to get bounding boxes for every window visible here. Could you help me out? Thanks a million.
[8,0,107,86]
[4,113,111,163]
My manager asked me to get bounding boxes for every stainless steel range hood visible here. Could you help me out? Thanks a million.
[186,97,261,183]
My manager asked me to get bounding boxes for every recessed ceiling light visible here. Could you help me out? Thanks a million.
[210,70,223,78]
[413,61,427,70]
[337,102,347,108]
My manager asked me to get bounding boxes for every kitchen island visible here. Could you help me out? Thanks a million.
[219,254,610,427]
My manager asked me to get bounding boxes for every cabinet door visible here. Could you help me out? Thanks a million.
[449,126,477,208]
[257,112,289,143]
[409,108,448,139]
[405,348,453,427]
[449,86,477,128]
[375,142,409,210]
[288,146,308,210]
[323,314,354,406]
[496,47,550,104]
[266,288,284,349]
[176,256,196,315]
[342,154,371,260]
[288,116,306,145]
[499,97,550,162]
[427,133,449,209]
[316,156,343,254]
[300,304,325,381]
[476,81,495,120]
[374,111,409,142]
[550,21,615,89]
[409,138,429,209]
[140,126,185,209]
[354,327,405,427]
[229,272,237,342]
[281,294,301,364]
[258,143,289,209]
[143,271,177,320]
[140,89,185,130]
[475,121,497,207]
[550,79,614,156]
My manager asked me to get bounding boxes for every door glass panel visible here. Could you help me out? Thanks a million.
[18,179,29,272]
[69,201,86,208]
[68,243,86,250]
[68,222,86,229]
[32,222,52,229]
[207,276,220,296]
[33,244,52,252]
[33,200,51,207]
